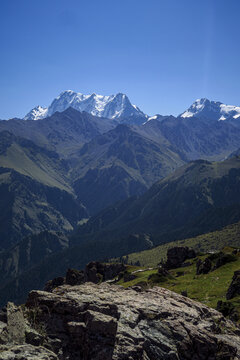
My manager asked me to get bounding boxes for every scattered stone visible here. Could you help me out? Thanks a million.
[226,270,240,300]
[164,246,196,269]
[196,257,212,275]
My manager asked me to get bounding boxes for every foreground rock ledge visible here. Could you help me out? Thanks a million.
[19,282,240,360]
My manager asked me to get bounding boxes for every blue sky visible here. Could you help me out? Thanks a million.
[0,0,240,119]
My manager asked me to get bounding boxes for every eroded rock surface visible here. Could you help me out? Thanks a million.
[24,282,240,360]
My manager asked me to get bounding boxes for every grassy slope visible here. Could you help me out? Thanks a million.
[0,143,71,192]
[117,221,240,267]
[117,247,240,316]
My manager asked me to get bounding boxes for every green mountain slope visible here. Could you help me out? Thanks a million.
[0,131,71,191]
[0,167,87,249]
[115,247,240,320]
[73,157,240,247]
[115,221,240,267]
[0,108,116,156]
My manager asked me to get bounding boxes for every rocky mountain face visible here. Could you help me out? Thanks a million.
[71,124,185,214]
[24,90,147,124]
[0,282,240,359]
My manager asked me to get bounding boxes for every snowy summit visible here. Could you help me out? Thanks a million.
[24,90,146,122]
[180,98,240,121]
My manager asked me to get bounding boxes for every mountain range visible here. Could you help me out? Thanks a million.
[23,90,240,124]
[1,90,240,304]
[24,90,147,124]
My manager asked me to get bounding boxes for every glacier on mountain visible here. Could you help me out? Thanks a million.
[180,98,240,121]
[24,90,146,122]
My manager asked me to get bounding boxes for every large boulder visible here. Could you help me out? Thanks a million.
[226,270,240,300]
[25,282,240,360]
[196,257,212,275]
[164,246,196,269]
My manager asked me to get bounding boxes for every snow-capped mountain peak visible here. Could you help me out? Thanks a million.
[180,98,240,121]
[24,90,147,123]
[24,105,48,121]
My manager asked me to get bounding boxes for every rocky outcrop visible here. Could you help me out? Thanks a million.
[164,246,196,269]
[23,282,240,360]
[226,270,240,300]
[196,257,212,275]
[84,262,126,283]
[217,301,239,322]
[0,301,57,359]
[44,262,126,292]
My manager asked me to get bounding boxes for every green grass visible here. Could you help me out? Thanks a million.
[116,247,240,319]
[115,222,240,267]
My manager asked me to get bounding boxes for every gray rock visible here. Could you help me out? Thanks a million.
[196,257,212,275]
[6,302,25,344]
[0,344,58,359]
[226,270,240,300]
[25,282,240,359]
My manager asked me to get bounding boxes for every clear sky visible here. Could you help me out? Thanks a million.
[0,0,240,119]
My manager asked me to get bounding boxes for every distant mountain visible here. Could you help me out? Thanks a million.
[0,108,115,156]
[73,157,240,248]
[24,90,147,124]
[143,115,240,161]
[180,98,240,121]
[71,124,185,214]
